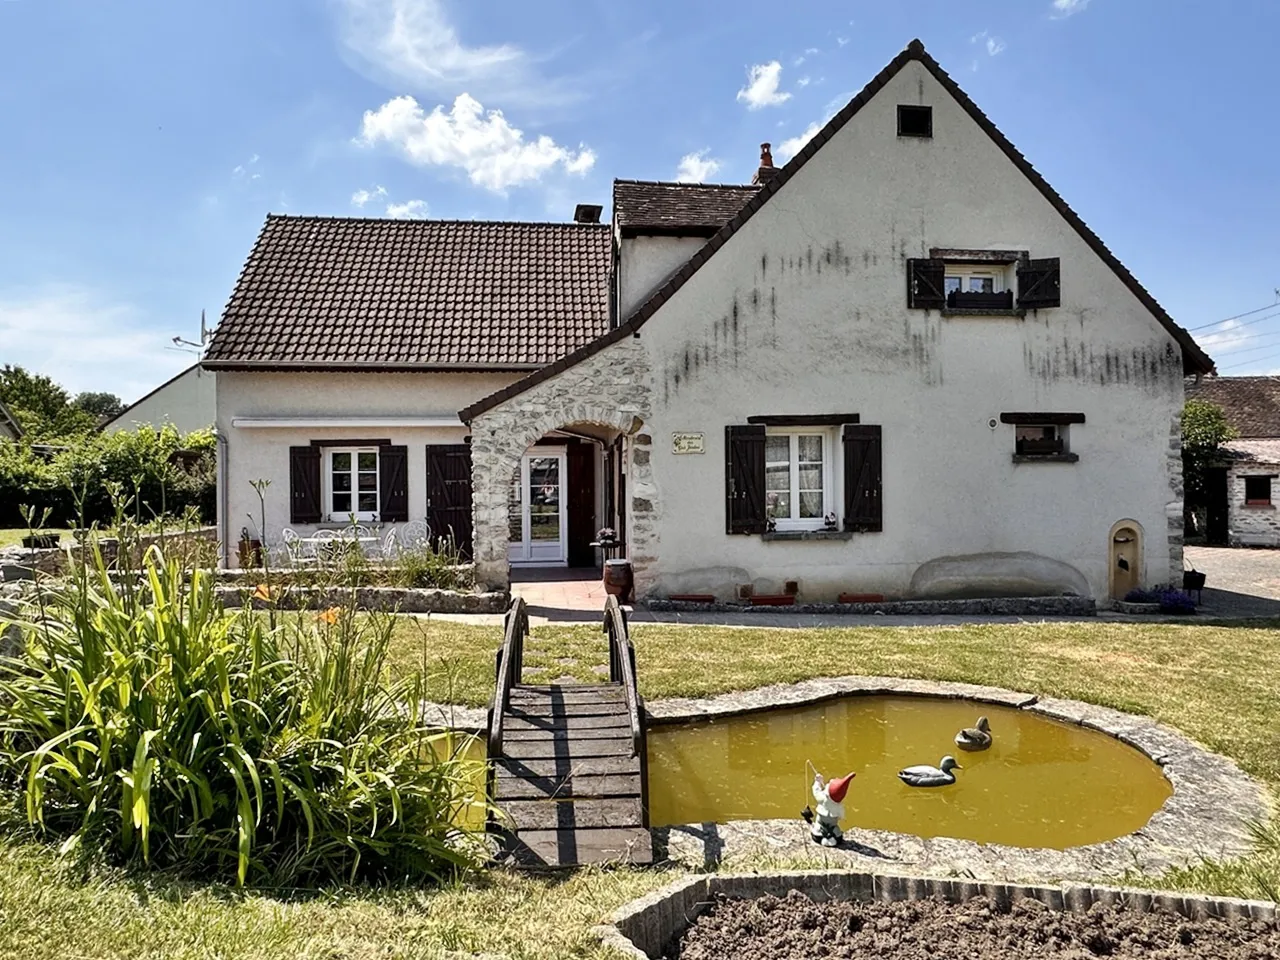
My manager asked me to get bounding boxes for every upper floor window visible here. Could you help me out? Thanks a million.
[907,253,1061,314]
[897,105,933,138]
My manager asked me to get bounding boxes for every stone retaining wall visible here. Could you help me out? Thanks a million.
[215,584,507,614]
[598,871,1279,959]
[0,527,218,581]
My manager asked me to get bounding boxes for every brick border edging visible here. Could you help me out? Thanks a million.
[596,870,1279,959]
[642,676,1272,885]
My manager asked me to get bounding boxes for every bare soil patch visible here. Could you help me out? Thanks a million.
[671,890,1280,959]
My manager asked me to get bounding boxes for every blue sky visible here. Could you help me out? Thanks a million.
[1,0,1277,401]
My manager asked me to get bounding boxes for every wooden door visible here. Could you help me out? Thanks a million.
[426,444,473,558]
[567,442,596,567]
[1206,468,1229,546]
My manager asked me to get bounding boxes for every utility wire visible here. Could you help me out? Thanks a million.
[1220,347,1280,371]
[1211,336,1280,360]
[1189,299,1280,333]
[1197,312,1280,350]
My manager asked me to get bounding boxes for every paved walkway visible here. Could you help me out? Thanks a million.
[1184,545,1280,618]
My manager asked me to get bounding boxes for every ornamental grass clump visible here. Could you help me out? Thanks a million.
[0,528,487,887]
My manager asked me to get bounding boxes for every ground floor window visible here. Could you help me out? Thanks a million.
[765,430,834,530]
[1244,475,1273,506]
[326,447,379,521]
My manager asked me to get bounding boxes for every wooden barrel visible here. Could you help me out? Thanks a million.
[602,559,633,601]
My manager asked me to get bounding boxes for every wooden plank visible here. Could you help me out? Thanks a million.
[501,724,633,741]
[503,714,633,732]
[499,737,636,761]
[492,756,641,779]
[500,827,653,867]
[494,773,642,801]
[508,689,626,704]
[506,700,629,719]
[500,798,644,831]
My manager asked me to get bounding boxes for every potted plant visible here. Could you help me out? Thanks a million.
[596,526,617,545]
[823,513,838,531]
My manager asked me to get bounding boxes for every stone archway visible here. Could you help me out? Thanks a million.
[466,341,654,592]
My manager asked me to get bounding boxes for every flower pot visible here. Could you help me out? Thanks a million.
[838,592,884,604]
[603,559,634,602]
[668,594,715,603]
[750,594,795,607]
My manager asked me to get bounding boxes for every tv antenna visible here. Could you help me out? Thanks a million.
[169,310,212,354]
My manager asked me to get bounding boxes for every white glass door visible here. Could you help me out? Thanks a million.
[508,449,567,566]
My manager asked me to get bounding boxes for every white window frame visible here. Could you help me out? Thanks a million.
[944,264,1009,294]
[764,428,837,531]
[323,446,380,522]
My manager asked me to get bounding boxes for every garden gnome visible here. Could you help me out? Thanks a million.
[806,771,855,846]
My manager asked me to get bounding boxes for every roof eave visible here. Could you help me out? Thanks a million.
[201,360,545,373]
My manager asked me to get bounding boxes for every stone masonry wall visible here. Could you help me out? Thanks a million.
[467,337,655,592]
[1228,460,1280,547]
[1166,412,1184,580]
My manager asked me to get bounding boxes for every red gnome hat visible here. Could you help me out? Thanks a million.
[827,772,856,803]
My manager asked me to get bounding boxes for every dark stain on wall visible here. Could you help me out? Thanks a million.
[1023,336,1181,390]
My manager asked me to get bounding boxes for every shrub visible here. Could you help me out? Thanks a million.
[1123,588,1158,604]
[0,533,487,886]
[1156,588,1197,615]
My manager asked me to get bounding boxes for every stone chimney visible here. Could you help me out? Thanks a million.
[752,142,780,185]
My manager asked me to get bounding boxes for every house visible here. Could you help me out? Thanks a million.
[207,40,1214,603]
[0,399,22,442]
[1185,376,1280,546]
[102,363,216,435]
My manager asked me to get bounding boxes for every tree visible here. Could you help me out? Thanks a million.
[74,391,126,421]
[1182,398,1237,512]
[0,365,98,438]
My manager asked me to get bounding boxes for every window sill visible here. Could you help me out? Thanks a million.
[1242,502,1275,510]
[942,307,1027,319]
[761,530,853,542]
[1012,453,1079,464]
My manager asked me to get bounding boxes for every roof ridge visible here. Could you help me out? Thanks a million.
[262,212,610,230]
[612,178,760,190]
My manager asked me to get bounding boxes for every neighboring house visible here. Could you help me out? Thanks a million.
[207,40,1214,603]
[102,363,216,434]
[0,399,22,441]
[1185,376,1280,546]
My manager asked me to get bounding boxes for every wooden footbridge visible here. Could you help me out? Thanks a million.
[486,595,653,868]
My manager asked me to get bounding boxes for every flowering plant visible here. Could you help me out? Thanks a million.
[596,526,617,542]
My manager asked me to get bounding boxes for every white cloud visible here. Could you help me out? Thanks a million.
[736,61,791,110]
[836,36,849,47]
[385,199,430,219]
[971,30,1007,56]
[232,154,261,181]
[1051,0,1090,17]
[335,0,576,108]
[351,185,388,207]
[778,119,825,162]
[357,93,596,192]
[797,76,811,87]
[0,286,191,400]
[674,150,721,183]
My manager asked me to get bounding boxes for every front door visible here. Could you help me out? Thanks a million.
[1205,467,1229,546]
[426,444,473,558]
[508,449,567,565]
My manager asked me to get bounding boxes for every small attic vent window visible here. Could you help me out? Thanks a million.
[897,105,933,138]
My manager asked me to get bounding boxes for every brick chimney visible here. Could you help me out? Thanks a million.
[752,142,779,185]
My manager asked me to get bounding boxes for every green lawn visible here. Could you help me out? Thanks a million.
[1,617,1278,958]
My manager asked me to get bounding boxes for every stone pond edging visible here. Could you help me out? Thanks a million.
[215,585,508,615]
[597,871,1279,960]
[643,675,1272,885]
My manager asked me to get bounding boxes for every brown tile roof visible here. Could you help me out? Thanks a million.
[203,215,612,370]
[613,180,760,236]
[1223,438,1280,464]
[1186,377,1280,438]
[462,39,1214,422]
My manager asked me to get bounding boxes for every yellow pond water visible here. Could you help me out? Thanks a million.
[646,697,1173,849]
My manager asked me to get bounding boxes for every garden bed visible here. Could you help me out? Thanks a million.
[643,595,1096,617]
[600,872,1280,960]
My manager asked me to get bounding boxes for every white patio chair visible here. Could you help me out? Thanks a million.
[380,527,400,561]
[281,528,311,566]
[312,528,345,565]
[398,519,431,551]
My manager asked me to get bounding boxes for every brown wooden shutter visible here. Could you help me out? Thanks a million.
[289,446,322,524]
[725,425,766,534]
[426,444,473,558]
[842,424,882,533]
[379,445,409,522]
[906,258,945,310]
[1017,258,1061,309]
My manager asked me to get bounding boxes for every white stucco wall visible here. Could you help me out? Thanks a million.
[105,365,217,435]
[216,370,519,561]
[479,58,1188,602]
[618,235,707,318]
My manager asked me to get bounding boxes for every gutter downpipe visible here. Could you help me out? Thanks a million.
[215,429,230,568]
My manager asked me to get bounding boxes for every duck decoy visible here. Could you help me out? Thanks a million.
[898,755,961,787]
[954,716,992,751]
